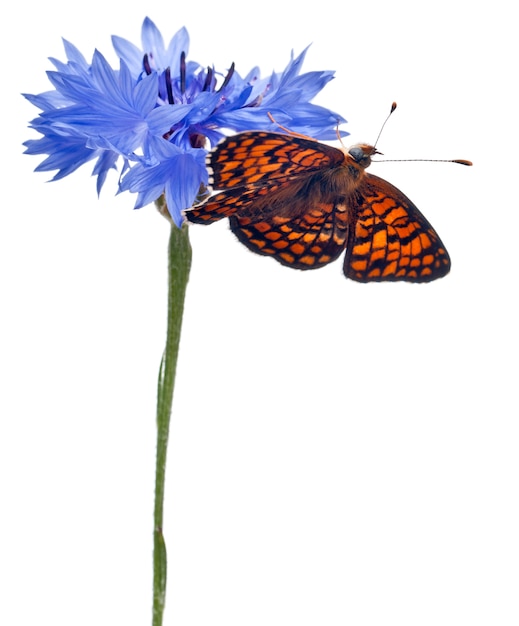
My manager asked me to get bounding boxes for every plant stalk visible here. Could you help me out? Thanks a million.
[152,214,192,626]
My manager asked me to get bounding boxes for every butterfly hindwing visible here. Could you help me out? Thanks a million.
[229,201,349,270]
[344,173,451,282]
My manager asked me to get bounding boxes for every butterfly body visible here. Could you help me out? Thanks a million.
[187,131,452,282]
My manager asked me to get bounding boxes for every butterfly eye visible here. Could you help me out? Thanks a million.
[348,145,372,168]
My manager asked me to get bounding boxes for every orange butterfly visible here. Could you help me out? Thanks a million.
[186,125,471,282]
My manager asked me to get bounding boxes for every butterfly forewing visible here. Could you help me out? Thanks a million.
[208,131,345,190]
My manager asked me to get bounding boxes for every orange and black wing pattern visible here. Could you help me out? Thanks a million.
[229,201,349,270]
[186,130,456,283]
[205,131,344,190]
[344,174,451,282]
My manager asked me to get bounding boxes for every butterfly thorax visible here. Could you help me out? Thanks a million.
[295,143,380,202]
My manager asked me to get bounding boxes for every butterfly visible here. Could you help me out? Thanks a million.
[186,128,471,282]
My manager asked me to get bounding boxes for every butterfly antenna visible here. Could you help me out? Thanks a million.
[373,101,398,148]
[267,112,317,141]
[336,123,347,148]
[375,157,473,166]
[372,102,472,166]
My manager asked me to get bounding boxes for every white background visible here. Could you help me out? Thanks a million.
[1,1,518,625]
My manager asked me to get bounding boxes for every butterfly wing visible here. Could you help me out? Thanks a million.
[186,181,291,224]
[229,200,349,270]
[186,131,345,224]
[208,131,345,189]
[344,173,451,282]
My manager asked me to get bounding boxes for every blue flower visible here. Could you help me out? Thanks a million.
[24,17,347,227]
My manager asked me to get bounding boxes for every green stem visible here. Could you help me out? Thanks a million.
[152,215,192,626]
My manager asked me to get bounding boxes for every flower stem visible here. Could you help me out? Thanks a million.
[153,217,192,626]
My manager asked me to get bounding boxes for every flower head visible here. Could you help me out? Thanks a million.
[24,17,347,227]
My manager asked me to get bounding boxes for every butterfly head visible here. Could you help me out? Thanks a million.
[348,144,381,170]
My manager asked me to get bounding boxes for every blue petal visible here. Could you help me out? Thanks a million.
[111,35,145,78]
[165,26,190,71]
[61,39,90,71]
[141,18,166,64]
[164,152,207,226]
[120,138,207,226]
[140,18,190,72]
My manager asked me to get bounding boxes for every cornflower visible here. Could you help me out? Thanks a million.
[23,17,346,626]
